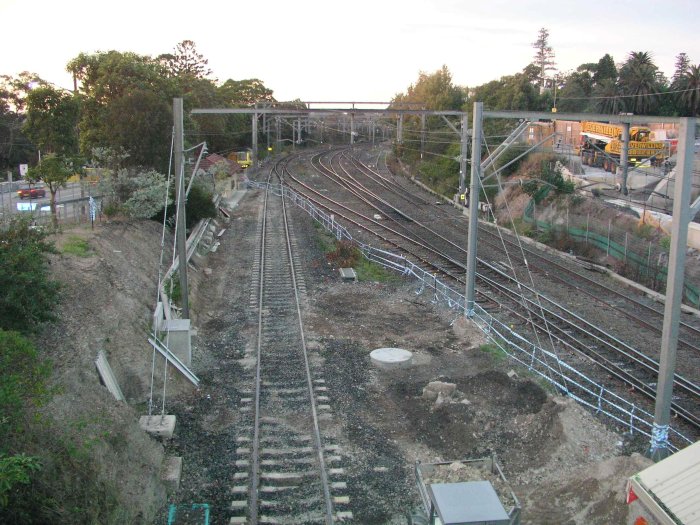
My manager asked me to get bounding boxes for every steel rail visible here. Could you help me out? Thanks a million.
[248,164,335,524]
[286,148,700,430]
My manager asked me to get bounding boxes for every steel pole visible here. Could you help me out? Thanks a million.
[465,102,483,317]
[459,112,469,196]
[620,123,630,195]
[173,98,189,319]
[649,117,696,460]
[350,113,355,146]
[252,111,258,167]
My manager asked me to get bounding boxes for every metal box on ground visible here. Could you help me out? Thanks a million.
[416,454,521,525]
[339,267,357,281]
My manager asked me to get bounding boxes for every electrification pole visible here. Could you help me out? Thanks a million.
[459,112,469,196]
[620,123,630,195]
[650,117,696,460]
[252,110,258,167]
[465,102,482,317]
[173,98,189,319]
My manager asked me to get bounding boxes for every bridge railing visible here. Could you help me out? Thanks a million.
[248,180,692,451]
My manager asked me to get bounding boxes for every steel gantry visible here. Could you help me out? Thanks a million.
[181,98,697,459]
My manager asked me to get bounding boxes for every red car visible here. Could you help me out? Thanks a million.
[17,183,46,199]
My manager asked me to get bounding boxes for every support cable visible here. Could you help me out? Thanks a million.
[480,139,570,391]
[149,127,176,416]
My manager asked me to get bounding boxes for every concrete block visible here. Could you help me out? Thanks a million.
[162,319,191,366]
[339,268,357,282]
[161,456,182,491]
[140,415,176,439]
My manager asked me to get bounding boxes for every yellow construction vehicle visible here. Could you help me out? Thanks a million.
[579,121,667,172]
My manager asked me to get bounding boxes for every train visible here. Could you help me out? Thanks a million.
[228,150,252,169]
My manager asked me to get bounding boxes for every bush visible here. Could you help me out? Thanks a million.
[0,454,41,509]
[185,182,216,229]
[0,218,60,334]
[0,329,51,438]
[325,240,360,268]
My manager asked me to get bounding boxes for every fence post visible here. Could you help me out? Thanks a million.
[586,213,590,244]
[533,203,536,231]
[647,241,652,279]
[607,220,611,256]
[624,233,628,263]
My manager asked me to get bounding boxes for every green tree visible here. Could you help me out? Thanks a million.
[675,64,700,116]
[618,51,662,114]
[671,52,691,84]
[593,54,617,85]
[555,70,592,112]
[391,66,464,111]
[24,85,80,156]
[0,73,44,171]
[27,154,76,227]
[66,51,175,169]
[0,219,59,333]
[159,40,213,80]
[592,78,624,114]
[532,28,556,89]
[105,88,172,167]
[218,78,275,106]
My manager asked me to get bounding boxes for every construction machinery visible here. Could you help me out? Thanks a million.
[579,121,667,173]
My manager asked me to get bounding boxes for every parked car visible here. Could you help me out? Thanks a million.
[17,183,46,199]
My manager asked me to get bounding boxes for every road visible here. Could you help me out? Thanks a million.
[0,182,96,218]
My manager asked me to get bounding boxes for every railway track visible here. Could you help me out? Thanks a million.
[269,147,700,438]
[229,173,350,524]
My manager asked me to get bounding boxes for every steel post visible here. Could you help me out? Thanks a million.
[459,112,469,195]
[173,98,189,319]
[465,102,483,317]
[620,123,630,195]
[252,111,258,167]
[650,117,696,460]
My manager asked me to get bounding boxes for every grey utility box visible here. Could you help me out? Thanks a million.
[416,454,521,525]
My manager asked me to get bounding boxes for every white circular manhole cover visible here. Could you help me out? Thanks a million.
[370,347,413,369]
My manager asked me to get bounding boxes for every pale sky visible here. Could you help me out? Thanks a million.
[1,0,698,104]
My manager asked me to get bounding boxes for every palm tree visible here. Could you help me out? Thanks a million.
[676,64,700,116]
[618,51,661,114]
[592,78,625,114]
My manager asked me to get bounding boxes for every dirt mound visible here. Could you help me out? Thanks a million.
[33,220,173,522]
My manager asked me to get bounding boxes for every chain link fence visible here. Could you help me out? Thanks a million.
[525,198,699,307]
[1,182,102,228]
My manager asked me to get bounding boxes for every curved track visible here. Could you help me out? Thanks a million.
[263,146,700,438]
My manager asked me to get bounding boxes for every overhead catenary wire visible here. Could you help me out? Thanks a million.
[478,134,571,390]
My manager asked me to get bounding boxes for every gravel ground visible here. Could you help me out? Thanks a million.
[156,187,659,524]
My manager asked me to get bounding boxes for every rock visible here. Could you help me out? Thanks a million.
[422,381,457,402]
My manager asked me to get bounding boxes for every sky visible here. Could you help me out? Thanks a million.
[1,0,698,104]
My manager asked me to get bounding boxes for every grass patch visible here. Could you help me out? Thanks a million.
[317,227,402,283]
[354,256,401,283]
[478,343,507,363]
[62,236,93,257]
